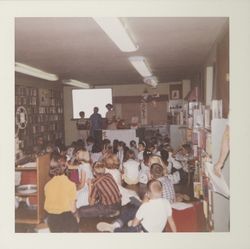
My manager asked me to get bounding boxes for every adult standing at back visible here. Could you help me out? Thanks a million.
[105,103,117,130]
[76,111,89,143]
[89,107,103,144]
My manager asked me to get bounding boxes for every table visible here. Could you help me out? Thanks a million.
[102,129,139,146]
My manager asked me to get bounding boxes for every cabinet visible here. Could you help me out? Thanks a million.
[15,153,50,225]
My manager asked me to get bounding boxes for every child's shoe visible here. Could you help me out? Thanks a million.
[97,222,115,232]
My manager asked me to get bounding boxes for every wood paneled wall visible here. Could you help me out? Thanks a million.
[113,97,168,126]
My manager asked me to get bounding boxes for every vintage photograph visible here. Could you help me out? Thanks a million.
[14,17,230,233]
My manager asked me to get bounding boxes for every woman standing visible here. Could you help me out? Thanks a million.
[105,104,117,130]
[76,111,89,143]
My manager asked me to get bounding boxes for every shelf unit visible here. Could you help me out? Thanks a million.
[15,85,64,154]
[185,96,230,231]
[167,99,188,125]
[181,95,213,231]
[15,153,51,225]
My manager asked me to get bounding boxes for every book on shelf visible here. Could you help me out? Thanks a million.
[212,100,223,119]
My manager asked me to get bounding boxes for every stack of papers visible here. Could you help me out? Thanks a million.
[171,202,193,210]
[17,162,37,168]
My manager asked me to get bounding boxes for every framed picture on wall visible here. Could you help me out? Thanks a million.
[170,84,183,100]
[171,90,180,100]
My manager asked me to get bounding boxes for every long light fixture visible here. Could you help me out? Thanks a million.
[143,76,158,88]
[62,79,90,89]
[93,17,138,52]
[128,56,152,77]
[15,62,58,81]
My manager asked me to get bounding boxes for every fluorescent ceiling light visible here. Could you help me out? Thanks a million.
[62,79,90,89]
[15,62,58,81]
[129,56,152,77]
[143,76,158,88]
[93,17,138,52]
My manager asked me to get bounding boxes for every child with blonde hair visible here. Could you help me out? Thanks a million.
[122,149,140,185]
[75,149,93,208]
[44,154,79,232]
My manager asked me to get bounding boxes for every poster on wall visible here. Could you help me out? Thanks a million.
[171,90,180,100]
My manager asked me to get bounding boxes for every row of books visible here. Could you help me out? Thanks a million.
[16,87,37,97]
[31,123,63,134]
[15,96,37,106]
[38,106,63,114]
[20,132,64,150]
[16,96,63,108]
[28,114,63,123]
[187,100,223,130]
[16,86,63,99]
[19,130,64,144]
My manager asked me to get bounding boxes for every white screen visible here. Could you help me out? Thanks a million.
[72,88,112,118]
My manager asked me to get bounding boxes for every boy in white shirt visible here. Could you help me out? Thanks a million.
[97,179,176,232]
[122,150,140,185]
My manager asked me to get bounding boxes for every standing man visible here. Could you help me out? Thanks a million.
[105,103,117,130]
[89,107,103,144]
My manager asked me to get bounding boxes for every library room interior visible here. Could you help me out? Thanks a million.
[15,17,230,233]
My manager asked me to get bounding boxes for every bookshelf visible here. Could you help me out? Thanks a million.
[15,153,51,225]
[185,92,228,231]
[167,99,188,125]
[15,85,64,154]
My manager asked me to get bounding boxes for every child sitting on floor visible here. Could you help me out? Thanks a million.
[104,153,140,207]
[122,149,140,185]
[75,149,93,208]
[138,150,152,184]
[103,154,122,185]
[77,161,121,219]
[150,163,176,204]
[97,179,176,233]
[44,153,79,233]
[137,141,146,162]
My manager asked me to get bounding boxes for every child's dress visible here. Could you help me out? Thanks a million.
[123,159,140,185]
[76,162,93,208]
[139,161,150,184]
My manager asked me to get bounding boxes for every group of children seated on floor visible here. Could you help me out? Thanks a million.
[44,136,193,233]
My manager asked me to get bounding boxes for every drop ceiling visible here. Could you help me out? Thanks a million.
[15,17,228,86]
